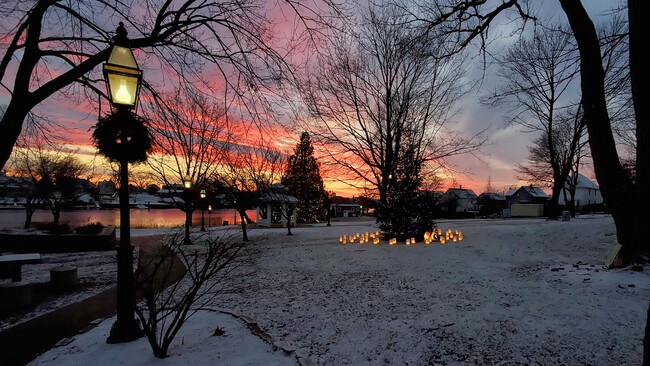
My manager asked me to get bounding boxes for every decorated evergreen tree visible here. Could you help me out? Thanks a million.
[282,132,326,223]
[379,147,436,239]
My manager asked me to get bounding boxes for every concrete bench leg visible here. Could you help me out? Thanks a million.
[0,282,34,312]
[50,266,79,290]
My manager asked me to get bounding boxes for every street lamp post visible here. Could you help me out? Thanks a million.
[103,22,143,344]
[183,174,193,244]
[208,205,212,227]
[200,189,206,232]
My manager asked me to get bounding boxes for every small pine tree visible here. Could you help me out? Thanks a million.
[379,147,436,239]
[282,132,326,223]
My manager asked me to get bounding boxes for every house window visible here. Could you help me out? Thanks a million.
[337,206,341,212]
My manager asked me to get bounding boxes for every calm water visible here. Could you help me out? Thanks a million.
[0,208,255,229]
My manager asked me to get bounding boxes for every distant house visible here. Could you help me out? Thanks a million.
[505,185,550,206]
[331,203,363,218]
[558,173,603,209]
[476,192,507,215]
[441,188,478,214]
[504,185,550,217]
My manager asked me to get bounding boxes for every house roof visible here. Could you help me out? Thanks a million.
[523,186,549,198]
[445,188,478,199]
[259,184,299,204]
[506,186,550,198]
[525,186,549,198]
[572,173,599,189]
[479,192,506,201]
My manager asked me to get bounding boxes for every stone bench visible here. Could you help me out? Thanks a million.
[50,266,78,290]
[0,253,43,282]
[0,282,34,312]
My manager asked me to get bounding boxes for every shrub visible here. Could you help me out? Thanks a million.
[33,222,73,234]
[74,222,105,235]
[135,231,247,358]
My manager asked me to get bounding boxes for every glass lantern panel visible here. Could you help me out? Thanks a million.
[108,45,138,69]
[107,73,138,106]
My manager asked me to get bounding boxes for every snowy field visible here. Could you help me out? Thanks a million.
[24,215,650,364]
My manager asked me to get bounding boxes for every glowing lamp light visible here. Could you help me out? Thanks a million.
[373,238,380,245]
[200,189,206,199]
[183,175,192,189]
[406,239,411,245]
[115,80,132,104]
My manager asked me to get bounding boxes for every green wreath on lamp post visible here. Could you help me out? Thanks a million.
[92,109,152,163]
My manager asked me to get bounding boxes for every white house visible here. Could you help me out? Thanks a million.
[558,173,603,208]
[441,188,478,213]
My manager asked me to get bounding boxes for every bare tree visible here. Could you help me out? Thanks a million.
[9,146,86,226]
[516,105,589,212]
[0,0,336,170]
[300,4,483,226]
[484,175,495,194]
[218,138,286,241]
[8,147,42,228]
[135,231,247,358]
[146,87,230,244]
[483,24,581,219]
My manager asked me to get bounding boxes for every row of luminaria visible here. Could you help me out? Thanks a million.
[338,229,464,245]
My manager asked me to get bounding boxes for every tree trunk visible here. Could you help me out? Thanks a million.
[628,0,649,258]
[628,0,650,361]
[286,220,292,235]
[239,210,248,241]
[23,198,36,229]
[559,0,636,259]
[548,180,564,220]
[286,206,293,235]
[184,209,192,244]
[0,102,29,170]
[645,297,650,365]
[53,208,60,226]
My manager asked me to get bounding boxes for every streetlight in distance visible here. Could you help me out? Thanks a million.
[103,22,143,344]
[200,189,206,232]
[183,174,193,244]
[208,204,212,227]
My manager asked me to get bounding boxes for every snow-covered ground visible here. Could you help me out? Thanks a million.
[215,215,648,365]
[19,215,650,365]
[31,309,298,365]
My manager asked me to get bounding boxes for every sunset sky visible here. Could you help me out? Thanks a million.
[0,0,618,197]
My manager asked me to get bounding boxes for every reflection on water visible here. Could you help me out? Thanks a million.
[0,208,255,229]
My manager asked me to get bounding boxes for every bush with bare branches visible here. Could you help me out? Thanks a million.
[134,231,248,358]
